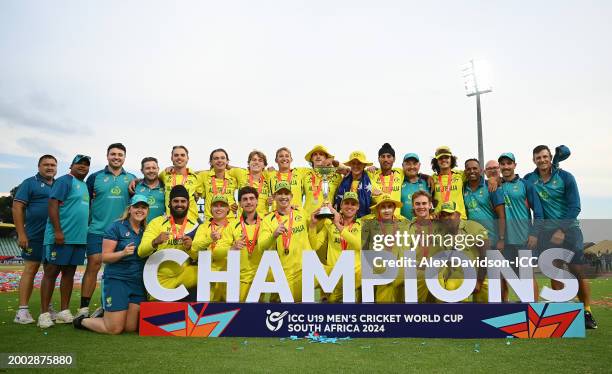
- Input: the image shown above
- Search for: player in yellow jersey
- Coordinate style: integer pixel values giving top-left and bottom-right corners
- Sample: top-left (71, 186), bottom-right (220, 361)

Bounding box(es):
top-left (334, 150), bottom-right (375, 218)
top-left (437, 201), bottom-right (489, 303)
top-left (267, 147), bottom-right (308, 209)
top-left (138, 185), bottom-right (199, 294)
top-left (361, 194), bottom-right (409, 303)
top-left (367, 143), bottom-right (404, 218)
top-left (215, 186), bottom-right (264, 302)
top-left (308, 192), bottom-right (362, 303)
top-left (227, 150), bottom-right (272, 217)
top-left (302, 145), bottom-right (344, 216)
top-left (157, 145), bottom-right (203, 223)
top-left (407, 191), bottom-right (442, 302)
top-left (198, 149), bottom-right (240, 221)
top-left (258, 181), bottom-right (313, 302)
top-left (191, 194), bottom-right (235, 301)
top-left (431, 146), bottom-right (467, 219)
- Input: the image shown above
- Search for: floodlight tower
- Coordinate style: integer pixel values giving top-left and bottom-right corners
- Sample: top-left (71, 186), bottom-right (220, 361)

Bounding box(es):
top-left (462, 59), bottom-right (492, 166)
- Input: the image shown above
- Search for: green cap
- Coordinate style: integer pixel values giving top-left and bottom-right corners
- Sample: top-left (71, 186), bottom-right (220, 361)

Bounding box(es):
top-left (341, 191), bottom-right (359, 203)
top-left (274, 181), bottom-right (292, 194)
top-left (440, 201), bottom-right (457, 213)
top-left (498, 152), bottom-right (516, 162)
top-left (71, 154), bottom-right (91, 165)
top-left (403, 152), bottom-right (420, 162)
top-left (435, 146), bottom-right (452, 159)
top-left (130, 194), bottom-right (150, 206)
top-left (211, 194), bottom-right (229, 206)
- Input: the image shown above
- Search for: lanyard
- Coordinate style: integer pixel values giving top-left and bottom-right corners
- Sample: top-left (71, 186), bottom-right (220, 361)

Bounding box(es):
top-left (277, 170), bottom-right (292, 185)
top-left (438, 172), bottom-right (453, 203)
top-left (249, 173), bottom-right (264, 194)
top-left (212, 175), bottom-right (228, 195)
top-left (172, 169), bottom-right (189, 187)
top-left (379, 173), bottom-right (394, 194)
top-left (169, 216), bottom-right (188, 240)
top-left (240, 215), bottom-right (261, 255)
top-left (275, 209), bottom-right (294, 255)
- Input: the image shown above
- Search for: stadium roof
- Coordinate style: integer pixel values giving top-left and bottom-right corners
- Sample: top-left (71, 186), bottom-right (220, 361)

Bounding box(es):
top-left (585, 240), bottom-right (612, 255)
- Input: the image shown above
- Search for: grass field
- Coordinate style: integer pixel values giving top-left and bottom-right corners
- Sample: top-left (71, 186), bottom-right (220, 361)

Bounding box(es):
top-left (0, 276), bottom-right (610, 373)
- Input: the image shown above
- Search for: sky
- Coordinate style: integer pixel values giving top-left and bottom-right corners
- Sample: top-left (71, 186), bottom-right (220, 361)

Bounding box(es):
top-left (1, 1), bottom-right (611, 217)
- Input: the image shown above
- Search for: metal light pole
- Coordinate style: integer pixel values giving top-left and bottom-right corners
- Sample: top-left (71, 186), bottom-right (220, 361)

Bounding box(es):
top-left (462, 60), bottom-right (492, 166)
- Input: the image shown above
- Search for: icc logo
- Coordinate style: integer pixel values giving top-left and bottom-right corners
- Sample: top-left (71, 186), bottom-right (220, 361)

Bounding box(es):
top-left (265, 309), bottom-right (288, 331)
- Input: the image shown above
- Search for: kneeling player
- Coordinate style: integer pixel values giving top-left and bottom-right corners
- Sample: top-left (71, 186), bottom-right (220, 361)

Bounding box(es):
top-left (74, 195), bottom-right (149, 334)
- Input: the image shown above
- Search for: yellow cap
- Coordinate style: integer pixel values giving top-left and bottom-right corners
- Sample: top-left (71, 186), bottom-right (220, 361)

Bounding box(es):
top-left (435, 146), bottom-right (453, 159)
top-left (305, 145), bottom-right (334, 163)
top-left (344, 150), bottom-right (373, 166)
top-left (371, 194), bottom-right (402, 210)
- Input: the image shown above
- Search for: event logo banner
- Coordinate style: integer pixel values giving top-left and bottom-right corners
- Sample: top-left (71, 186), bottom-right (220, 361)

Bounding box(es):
top-left (140, 302), bottom-right (585, 339)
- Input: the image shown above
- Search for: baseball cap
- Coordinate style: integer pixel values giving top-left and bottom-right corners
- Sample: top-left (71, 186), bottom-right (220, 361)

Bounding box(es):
top-left (498, 152), bottom-right (516, 162)
top-left (440, 201), bottom-right (457, 213)
top-left (211, 194), bottom-right (229, 206)
top-left (435, 146), bottom-right (453, 159)
top-left (71, 154), bottom-right (91, 165)
top-left (274, 181), bottom-right (292, 194)
top-left (130, 194), bottom-right (150, 206)
top-left (344, 150), bottom-right (373, 166)
top-left (403, 153), bottom-right (420, 162)
top-left (341, 191), bottom-right (359, 204)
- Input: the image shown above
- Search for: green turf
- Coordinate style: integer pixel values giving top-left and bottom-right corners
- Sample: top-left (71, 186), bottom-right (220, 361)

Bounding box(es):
top-left (0, 278), bottom-right (610, 373)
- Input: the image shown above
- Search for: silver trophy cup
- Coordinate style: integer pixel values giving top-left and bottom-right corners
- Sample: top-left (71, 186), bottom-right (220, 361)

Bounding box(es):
top-left (315, 167), bottom-right (336, 219)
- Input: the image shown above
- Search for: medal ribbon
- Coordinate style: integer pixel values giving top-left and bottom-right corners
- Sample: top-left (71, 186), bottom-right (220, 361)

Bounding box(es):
top-left (438, 172), bottom-right (453, 203)
top-left (377, 215), bottom-right (398, 252)
top-left (249, 173), bottom-right (264, 194)
top-left (171, 169), bottom-right (189, 187)
top-left (212, 175), bottom-right (228, 195)
top-left (276, 170), bottom-right (292, 185)
top-left (379, 173), bottom-right (393, 194)
top-left (240, 215), bottom-right (261, 254)
top-left (169, 216), bottom-right (188, 241)
top-left (311, 174), bottom-right (322, 200)
top-left (416, 220), bottom-right (433, 257)
top-left (275, 209), bottom-right (294, 253)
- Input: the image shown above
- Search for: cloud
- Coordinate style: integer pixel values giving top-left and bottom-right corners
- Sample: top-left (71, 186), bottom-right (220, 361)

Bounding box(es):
top-left (0, 95), bottom-right (91, 135)
top-left (0, 162), bottom-right (20, 169)
top-left (15, 137), bottom-right (66, 158)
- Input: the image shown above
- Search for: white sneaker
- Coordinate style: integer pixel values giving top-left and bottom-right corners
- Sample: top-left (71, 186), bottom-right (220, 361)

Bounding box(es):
top-left (37, 312), bottom-right (54, 328)
top-left (14, 309), bottom-right (35, 324)
top-left (75, 307), bottom-right (89, 319)
top-left (54, 309), bottom-right (74, 324)
top-left (49, 304), bottom-right (58, 321)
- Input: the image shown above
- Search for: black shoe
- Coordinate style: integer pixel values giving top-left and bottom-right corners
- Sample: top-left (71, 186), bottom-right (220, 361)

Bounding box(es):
top-left (73, 315), bottom-right (88, 330)
top-left (585, 311), bottom-right (598, 329)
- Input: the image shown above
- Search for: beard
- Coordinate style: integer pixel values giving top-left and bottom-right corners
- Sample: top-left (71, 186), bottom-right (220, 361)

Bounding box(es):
top-left (171, 206), bottom-right (188, 219)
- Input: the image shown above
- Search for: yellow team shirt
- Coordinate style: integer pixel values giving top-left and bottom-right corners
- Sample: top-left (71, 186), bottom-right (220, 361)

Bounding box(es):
top-left (308, 219), bottom-right (362, 277)
top-left (368, 168), bottom-right (404, 203)
top-left (215, 216), bottom-right (265, 284)
top-left (267, 167), bottom-right (308, 209)
top-left (432, 170), bottom-right (467, 219)
top-left (302, 169), bottom-right (343, 216)
top-left (229, 168), bottom-right (272, 217)
top-left (159, 168), bottom-right (203, 223)
top-left (258, 208), bottom-right (312, 281)
top-left (138, 215), bottom-right (199, 290)
top-left (191, 218), bottom-right (236, 271)
top-left (198, 170), bottom-right (240, 220)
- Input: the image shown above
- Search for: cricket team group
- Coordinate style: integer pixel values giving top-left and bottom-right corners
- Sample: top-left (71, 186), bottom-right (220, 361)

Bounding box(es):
top-left (11, 141), bottom-right (598, 334)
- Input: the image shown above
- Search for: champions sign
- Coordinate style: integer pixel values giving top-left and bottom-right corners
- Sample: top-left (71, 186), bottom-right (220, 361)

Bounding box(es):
top-left (139, 247), bottom-right (585, 338)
